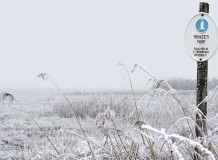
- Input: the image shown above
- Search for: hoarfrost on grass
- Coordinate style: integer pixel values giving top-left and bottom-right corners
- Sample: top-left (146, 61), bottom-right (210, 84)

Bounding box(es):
top-left (1, 86), bottom-right (218, 159)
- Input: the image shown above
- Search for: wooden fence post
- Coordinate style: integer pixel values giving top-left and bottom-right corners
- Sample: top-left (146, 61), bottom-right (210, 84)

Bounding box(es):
top-left (195, 2), bottom-right (209, 138)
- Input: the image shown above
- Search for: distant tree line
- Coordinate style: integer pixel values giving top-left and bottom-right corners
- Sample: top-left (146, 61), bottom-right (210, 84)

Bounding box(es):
top-left (166, 78), bottom-right (218, 90)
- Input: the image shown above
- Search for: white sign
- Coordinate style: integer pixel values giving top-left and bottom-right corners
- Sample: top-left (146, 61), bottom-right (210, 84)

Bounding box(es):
top-left (185, 13), bottom-right (218, 61)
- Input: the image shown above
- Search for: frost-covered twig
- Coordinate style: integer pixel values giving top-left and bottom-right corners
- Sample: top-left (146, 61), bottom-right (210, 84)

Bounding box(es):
top-left (175, 117), bottom-right (198, 127)
top-left (131, 63), bottom-right (158, 84)
top-left (198, 84), bottom-right (218, 107)
top-left (133, 128), bottom-right (154, 142)
top-left (118, 64), bottom-right (140, 122)
top-left (65, 129), bottom-right (109, 153)
top-left (172, 143), bottom-right (184, 160)
top-left (135, 127), bottom-right (185, 160)
top-left (141, 125), bottom-right (215, 160)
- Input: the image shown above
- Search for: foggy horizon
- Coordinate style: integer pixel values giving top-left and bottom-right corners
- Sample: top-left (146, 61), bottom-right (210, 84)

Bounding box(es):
top-left (0, 0), bottom-right (218, 90)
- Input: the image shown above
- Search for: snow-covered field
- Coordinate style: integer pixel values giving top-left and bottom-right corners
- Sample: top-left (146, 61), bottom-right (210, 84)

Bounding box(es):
top-left (1, 88), bottom-right (218, 159)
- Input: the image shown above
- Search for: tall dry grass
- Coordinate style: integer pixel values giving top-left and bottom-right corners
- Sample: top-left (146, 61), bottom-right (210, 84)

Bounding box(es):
top-left (33, 64), bottom-right (218, 159)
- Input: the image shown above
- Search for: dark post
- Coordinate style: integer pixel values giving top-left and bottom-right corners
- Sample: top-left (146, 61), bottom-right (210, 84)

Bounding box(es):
top-left (195, 2), bottom-right (209, 137)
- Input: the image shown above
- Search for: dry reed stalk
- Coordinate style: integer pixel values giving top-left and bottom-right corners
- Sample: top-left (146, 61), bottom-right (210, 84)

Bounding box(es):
top-left (38, 73), bottom-right (96, 160)
top-left (119, 63), bottom-right (157, 160)
top-left (31, 117), bottom-right (60, 156)
top-left (131, 63), bottom-right (205, 138)
top-left (0, 92), bottom-right (16, 103)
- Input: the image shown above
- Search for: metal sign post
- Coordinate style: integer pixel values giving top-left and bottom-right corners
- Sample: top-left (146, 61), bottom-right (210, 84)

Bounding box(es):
top-left (185, 2), bottom-right (218, 137)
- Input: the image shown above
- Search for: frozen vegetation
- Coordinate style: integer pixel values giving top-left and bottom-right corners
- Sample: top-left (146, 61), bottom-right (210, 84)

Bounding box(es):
top-left (1, 69), bottom-right (218, 159)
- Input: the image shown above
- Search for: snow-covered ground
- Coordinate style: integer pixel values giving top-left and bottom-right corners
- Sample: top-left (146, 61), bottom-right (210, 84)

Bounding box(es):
top-left (0, 89), bottom-right (218, 159)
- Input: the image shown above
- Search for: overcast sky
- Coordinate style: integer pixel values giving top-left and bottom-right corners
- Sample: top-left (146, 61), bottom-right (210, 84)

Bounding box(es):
top-left (0, 0), bottom-right (217, 90)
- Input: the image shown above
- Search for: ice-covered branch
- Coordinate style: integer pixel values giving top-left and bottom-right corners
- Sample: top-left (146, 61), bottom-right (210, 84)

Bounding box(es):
top-left (141, 125), bottom-right (215, 160)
